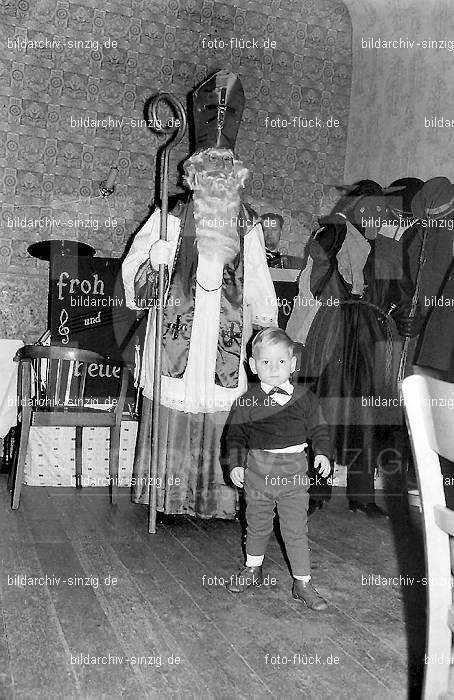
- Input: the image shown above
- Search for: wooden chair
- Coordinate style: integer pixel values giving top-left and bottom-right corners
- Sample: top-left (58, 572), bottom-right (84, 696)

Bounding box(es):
top-left (402, 373), bottom-right (454, 699)
top-left (10, 345), bottom-right (129, 509)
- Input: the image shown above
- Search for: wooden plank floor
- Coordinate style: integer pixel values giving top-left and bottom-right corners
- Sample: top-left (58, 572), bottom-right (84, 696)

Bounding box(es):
top-left (0, 477), bottom-right (426, 699)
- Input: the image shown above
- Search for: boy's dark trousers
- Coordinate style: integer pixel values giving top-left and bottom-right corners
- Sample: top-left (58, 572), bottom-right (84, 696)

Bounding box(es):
top-left (244, 450), bottom-right (311, 576)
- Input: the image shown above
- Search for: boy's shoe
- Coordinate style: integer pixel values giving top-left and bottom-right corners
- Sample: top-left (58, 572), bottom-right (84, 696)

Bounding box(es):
top-left (226, 565), bottom-right (263, 593)
top-left (292, 579), bottom-right (328, 610)
top-left (348, 500), bottom-right (389, 519)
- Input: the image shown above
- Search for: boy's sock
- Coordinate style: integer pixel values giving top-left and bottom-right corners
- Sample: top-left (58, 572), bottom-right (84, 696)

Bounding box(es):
top-left (245, 554), bottom-right (264, 567)
top-left (294, 575), bottom-right (311, 582)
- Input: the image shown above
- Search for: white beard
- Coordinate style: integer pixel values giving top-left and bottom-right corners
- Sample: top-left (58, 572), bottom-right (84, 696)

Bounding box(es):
top-left (192, 174), bottom-right (243, 265)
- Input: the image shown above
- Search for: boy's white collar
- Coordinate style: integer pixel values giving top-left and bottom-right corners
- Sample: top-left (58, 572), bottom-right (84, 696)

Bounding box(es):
top-left (261, 380), bottom-right (294, 394)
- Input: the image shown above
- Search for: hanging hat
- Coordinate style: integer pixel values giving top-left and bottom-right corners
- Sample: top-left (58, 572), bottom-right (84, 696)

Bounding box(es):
top-left (385, 177), bottom-right (424, 217)
top-left (336, 179), bottom-right (383, 198)
top-left (411, 177), bottom-right (454, 220)
top-left (191, 70), bottom-right (244, 152)
top-left (336, 179), bottom-right (406, 198)
top-left (332, 180), bottom-right (384, 219)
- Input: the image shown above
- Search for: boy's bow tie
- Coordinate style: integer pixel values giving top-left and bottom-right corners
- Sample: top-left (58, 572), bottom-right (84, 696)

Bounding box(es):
top-left (269, 386), bottom-right (290, 396)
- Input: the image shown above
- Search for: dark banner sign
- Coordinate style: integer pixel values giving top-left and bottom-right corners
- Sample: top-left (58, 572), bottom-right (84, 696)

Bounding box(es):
top-left (50, 256), bottom-right (139, 402)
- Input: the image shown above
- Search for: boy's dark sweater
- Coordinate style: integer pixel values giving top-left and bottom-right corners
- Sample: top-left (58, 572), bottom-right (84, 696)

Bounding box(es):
top-left (225, 384), bottom-right (332, 470)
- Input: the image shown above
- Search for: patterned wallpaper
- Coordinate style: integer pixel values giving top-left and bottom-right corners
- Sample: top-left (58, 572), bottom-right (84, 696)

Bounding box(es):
top-left (0, 0), bottom-right (352, 342)
top-left (344, 0), bottom-right (454, 185)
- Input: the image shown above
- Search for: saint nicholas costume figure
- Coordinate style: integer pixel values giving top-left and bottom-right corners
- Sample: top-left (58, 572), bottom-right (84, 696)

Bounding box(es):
top-left (122, 70), bottom-right (277, 518)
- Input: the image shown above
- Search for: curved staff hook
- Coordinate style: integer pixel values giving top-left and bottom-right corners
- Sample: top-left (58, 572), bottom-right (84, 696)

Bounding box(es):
top-left (147, 93), bottom-right (187, 534)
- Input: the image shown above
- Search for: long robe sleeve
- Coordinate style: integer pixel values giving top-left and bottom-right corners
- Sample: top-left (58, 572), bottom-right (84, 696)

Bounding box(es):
top-left (244, 224), bottom-right (278, 328)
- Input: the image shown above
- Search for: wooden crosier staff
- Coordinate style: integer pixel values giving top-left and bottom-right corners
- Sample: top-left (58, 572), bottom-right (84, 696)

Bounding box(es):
top-left (147, 93), bottom-right (187, 534)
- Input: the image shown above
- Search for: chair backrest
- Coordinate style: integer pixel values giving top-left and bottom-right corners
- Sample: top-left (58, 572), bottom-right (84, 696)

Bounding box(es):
top-left (16, 345), bottom-right (129, 414)
top-left (402, 373), bottom-right (454, 699)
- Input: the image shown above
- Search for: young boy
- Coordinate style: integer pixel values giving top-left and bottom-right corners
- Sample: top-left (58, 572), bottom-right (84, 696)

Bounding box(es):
top-left (225, 327), bottom-right (331, 610)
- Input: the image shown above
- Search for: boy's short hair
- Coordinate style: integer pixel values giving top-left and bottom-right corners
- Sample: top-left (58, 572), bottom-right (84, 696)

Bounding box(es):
top-left (252, 327), bottom-right (294, 358)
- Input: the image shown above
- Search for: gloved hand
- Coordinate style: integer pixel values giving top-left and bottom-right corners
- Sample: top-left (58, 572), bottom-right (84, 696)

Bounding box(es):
top-left (149, 240), bottom-right (172, 269)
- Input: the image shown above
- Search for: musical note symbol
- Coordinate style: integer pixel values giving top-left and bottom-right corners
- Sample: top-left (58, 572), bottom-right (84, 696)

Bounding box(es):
top-left (58, 308), bottom-right (70, 344)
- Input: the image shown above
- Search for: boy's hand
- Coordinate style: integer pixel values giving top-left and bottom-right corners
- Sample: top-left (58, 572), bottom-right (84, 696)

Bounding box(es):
top-left (230, 467), bottom-right (245, 488)
top-left (314, 455), bottom-right (331, 478)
